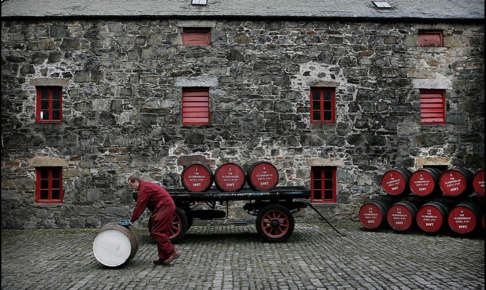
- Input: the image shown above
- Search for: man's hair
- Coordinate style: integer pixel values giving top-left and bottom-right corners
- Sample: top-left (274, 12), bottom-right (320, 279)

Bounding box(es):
top-left (128, 175), bottom-right (142, 183)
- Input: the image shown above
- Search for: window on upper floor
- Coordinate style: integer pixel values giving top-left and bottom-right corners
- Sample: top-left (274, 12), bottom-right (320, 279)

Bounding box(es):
top-left (36, 167), bottom-right (63, 203)
top-left (182, 28), bottom-right (211, 46)
top-left (420, 89), bottom-right (445, 124)
top-left (418, 30), bottom-right (443, 47)
top-left (36, 86), bottom-right (62, 123)
top-left (311, 166), bottom-right (336, 203)
top-left (310, 87), bottom-right (335, 124)
top-left (182, 88), bottom-right (210, 125)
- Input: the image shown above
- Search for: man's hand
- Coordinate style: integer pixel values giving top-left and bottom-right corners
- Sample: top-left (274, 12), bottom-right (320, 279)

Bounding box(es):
top-left (119, 219), bottom-right (131, 227)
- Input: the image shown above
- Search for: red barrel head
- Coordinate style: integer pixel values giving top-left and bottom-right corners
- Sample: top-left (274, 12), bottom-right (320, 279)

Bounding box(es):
top-left (215, 163), bottom-right (246, 192)
top-left (248, 162), bottom-right (279, 191)
top-left (410, 170), bottom-right (437, 196)
top-left (440, 170), bottom-right (468, 197)
top-left (182, 164), bottom-right (213, 192)
top-left (387, 204), bottom-right (414, 231)
top-left (359, 203), bottom-right (384, 230)
top-left (382, 170), bottom-right (407, 196)
top-left (473, 170), bottom-right (484, 196)
top-left (448, 206), bottom-right (477, 234)
top-left (416, 205), bottom-right (444, 233)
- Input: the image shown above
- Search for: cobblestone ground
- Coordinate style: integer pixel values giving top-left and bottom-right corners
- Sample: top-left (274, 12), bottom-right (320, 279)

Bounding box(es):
top-left (1, 222), bottom-right (484, 290)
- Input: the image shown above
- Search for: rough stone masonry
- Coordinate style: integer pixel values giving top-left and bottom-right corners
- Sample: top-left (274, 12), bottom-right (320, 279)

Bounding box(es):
top-left (1, 18), bottom-right (484, 228)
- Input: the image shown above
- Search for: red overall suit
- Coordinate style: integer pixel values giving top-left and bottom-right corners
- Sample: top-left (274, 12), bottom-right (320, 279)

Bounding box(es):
top-left (130, 181), bottom-right (176, 258)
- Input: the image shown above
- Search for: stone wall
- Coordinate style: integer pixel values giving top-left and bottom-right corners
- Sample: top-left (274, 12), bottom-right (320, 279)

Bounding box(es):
top-left (1, 19), bottom-right (484, 228)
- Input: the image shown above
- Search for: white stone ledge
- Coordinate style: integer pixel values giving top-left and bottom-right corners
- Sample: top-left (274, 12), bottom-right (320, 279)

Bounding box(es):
top-left (30, 78), bottom-right (70, 87)
top-left (175, 76), bottom-right (219, 87)
top-left (412, 78), bottom-right (451, 89)
top-left (30, 156), bottom-right (68, 167)
top-left (307, 158), bottom-right (344, 167)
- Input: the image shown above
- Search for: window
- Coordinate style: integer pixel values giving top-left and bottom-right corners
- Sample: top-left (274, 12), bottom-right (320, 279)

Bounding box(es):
top-left (311, 167), bottom-right (336, 203)
top-left (420, 90), bottom-right (445, 124)
top-left (36, 167), bottom-right (63, 203)
top-left (418, 30), bottom-right (443, 47)
top-left (36, 86), bottom-right (62, 123)
top-left (182, 88), bottom-right (210, 125)
top-left (182, 28), bottom-right (211, 46)
top-left (310, 88), bottom-right (335, 123)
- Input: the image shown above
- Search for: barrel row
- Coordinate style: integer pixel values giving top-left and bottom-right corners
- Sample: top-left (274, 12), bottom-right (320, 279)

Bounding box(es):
top-left (359, 196), bottom-right (485, 235)
top-left (181, 161), bottom-right (279, 192)
top-left (382, 168), bottom-right (484, 198)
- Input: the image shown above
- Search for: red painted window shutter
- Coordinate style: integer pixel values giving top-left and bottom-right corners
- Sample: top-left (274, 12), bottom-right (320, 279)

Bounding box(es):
top-left (420, 90), bottom-right (445, 124)
top-left (310, 87), bottom-right (335, 124)
top-left (311, 167), bottom-right (336, 203)
top-left (36, 167), bottom-right (63, 203)
top-left (182, 88), bottom-right (210, 125)
top-left (36, 87), bottom-right (62, 123)
top-left (183, 28), bottom-right (211, 46)
top-left (418, 30), bottom-right (443, 47)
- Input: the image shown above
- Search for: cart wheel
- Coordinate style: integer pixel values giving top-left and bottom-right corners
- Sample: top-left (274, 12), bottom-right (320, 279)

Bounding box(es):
top-left (256, 204), bottom-right (295, 242)
top-left (147, 207), bottom-right (188, 243)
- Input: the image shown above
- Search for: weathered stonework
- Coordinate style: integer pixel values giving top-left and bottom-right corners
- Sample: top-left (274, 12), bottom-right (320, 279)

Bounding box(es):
top-left (1, 18), bottom-right (484, 229)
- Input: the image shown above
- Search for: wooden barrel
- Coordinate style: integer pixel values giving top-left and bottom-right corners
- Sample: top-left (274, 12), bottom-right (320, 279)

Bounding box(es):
top-left (246, 161), bottom-right (279, 191)
top-left (472, 170), bottom-right (484, 197)
top-left (439, 167), bottom-right (473, 198)
top-left (181, 162), bottom-right (213, 192)
top-left (386, 200), bottom-right (422, 232)
top-left (409, 168), bottom-right (442, 197)
top-left (92, 223), bottom-right (139, 267)
top-left (447, 199), bottom-right (483, 235)
top-left (214, 162), bottom-right (246, 192)
top-left (416, 200), bottom-right (452, 233)
top-left (359, 195), bottom-right (394, 229)
top-left (381, 168), bottom-right (411, 196)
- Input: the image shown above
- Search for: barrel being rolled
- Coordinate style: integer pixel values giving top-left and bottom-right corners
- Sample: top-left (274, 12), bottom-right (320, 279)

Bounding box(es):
top-left (447, 199), bottom-right (484, 235)
top-left (387, 200), bottom-right (422, 232)
top-left (416, 200), bottom-right (452, 233)
top-left (214, 163), bottom-right (246, 192)
top-left (440, 167), bottom-right (473, 198)
top-left (409, 168), bottom-right (442, 197)
top-left (246, 161), bottom-right (279, 191)
top-left (381, 168), bottom-right (411, 196)
top-left (181, 162), bottom-right (213, 192)
top-left (472, 170), bottom-right (484, 197)
top-left (93, 223), bottom-right (139, 267)
top-left (359, 196), bottom-right (394, 230)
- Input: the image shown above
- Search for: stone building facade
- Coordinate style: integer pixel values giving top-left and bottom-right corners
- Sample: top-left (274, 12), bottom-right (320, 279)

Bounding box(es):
top-left (1, 0), bottom-right (484, 228)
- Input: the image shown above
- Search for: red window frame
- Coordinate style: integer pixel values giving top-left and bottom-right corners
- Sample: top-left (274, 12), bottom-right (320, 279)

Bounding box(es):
top-left (36, 167), bottom-right (63, 203)
top-left (420, 89), bottom-right (445, 124)
top-left (182, 88), bottom-right (210, 125)
top-left (36, 86), bottom-right (62, 123)
top-left (182, 28), bottom-right (211, 46)
top-left (310, 88), bottom-right (335, 124)
top-left (311, 167), bottom-right (336, 203)
top-left (418, 30), bottom-right (443, 47)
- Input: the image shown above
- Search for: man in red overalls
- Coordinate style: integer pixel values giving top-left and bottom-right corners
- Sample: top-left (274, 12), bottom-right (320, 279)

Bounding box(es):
top-left (125, 175), bottom-right (180, 265)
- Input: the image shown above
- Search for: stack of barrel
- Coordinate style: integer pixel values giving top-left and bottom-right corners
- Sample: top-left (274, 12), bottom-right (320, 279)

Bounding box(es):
top-left (359, 167), bottom-right (485, 236)
top-left (180, 161), bottom-right (280, 192)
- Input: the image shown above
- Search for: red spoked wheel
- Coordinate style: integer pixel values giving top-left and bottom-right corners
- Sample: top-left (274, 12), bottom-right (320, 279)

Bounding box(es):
top-left (256, 204), bottom-right (295, 242)
top-left (148, 207), bottom-right (188, 243)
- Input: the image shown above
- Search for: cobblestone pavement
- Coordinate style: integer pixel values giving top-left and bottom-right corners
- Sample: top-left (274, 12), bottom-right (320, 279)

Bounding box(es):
top-left (1, 222), bottom-right (484, 290)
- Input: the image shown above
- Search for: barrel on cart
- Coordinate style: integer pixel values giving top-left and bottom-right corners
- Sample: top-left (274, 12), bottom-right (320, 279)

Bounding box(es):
top-left (246, 161), bottom-right (279, 191)
top-left (214, 163), bottom-right (246, 192)
top-left (92, 223), bottom-right (139, 267)
top-left (181, 162), bottom-right (214, 192)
